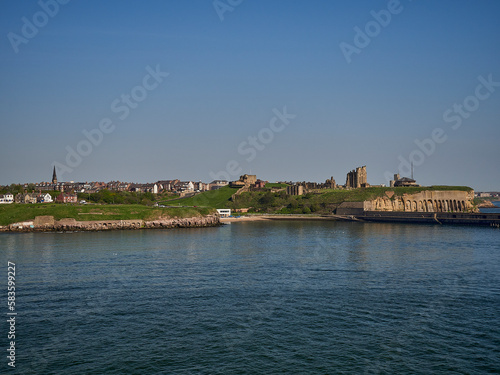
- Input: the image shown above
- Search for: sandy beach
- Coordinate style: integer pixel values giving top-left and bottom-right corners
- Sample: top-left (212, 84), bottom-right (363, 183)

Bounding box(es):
top-left (220, 214), bottom-right (341, 223)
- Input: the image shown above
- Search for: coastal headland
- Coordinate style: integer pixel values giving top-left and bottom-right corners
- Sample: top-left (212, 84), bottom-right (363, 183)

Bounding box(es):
top-left (2, 184), bottom-right (498, 232)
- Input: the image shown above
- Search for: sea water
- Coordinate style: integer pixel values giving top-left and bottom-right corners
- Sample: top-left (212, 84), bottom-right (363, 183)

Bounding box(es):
top-left (1, 221), bottom-right (499, 374)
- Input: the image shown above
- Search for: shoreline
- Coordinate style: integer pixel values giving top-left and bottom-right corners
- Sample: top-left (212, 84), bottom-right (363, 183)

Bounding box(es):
top-left (221, 214), bottom-right (342, 223)
top-left (0, 214), bottom-right (220, 233)
top-left (221, 212), bottom-right (500, 227)
top-left (3, 210), bottom-right (499, 232)
top-left (477, 200), bottom-right (500, 208)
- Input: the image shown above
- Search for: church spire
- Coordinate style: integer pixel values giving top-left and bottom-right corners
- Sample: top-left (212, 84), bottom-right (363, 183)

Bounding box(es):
top-left (52, 166), bottom-right (57, 184)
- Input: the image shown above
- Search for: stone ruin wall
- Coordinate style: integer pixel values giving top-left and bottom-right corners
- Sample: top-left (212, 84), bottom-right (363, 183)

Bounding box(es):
top-left (365, 190), bottom-right (476, 213)
top-left (346, 166), bottom-right (367, 189)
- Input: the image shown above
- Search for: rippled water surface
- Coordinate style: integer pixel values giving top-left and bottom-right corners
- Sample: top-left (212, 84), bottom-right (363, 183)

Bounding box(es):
top-left (1, 221), bottom-right (499, 374)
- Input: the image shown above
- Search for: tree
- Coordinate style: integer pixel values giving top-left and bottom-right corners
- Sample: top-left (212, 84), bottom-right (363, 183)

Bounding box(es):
top-left (259, 192), bottom-right (274, 206)
top-left (9, 184), bottom-right (23, 195)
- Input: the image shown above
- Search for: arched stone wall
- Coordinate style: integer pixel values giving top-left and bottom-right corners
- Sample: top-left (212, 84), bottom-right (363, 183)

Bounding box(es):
top-left (368, 190), bottom-right (474, 213)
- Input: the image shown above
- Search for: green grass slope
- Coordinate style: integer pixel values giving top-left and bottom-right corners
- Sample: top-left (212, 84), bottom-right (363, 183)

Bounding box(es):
top-left (0, 204), bottom-right (214, 226)
top-left (229, 185), bottom-right (474, 214)
top-left (160, 186), bottom-right (240, 208)
top-left (151, 185), bottom-right (474, 215)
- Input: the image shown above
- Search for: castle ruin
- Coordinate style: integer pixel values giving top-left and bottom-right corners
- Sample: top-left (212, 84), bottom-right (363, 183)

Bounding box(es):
top-left (346, 166), bottom-right (367, 188)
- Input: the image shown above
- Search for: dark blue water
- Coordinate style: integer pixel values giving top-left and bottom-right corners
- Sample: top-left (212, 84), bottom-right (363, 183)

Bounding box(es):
top-left (1, 221), bottom-right (499, 374)
top-left (480, 200), bottom-right (500, 214)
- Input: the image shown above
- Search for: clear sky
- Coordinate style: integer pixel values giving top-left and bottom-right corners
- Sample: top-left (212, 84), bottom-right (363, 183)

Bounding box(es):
top-left (1, 0), bottom-right (499, 190)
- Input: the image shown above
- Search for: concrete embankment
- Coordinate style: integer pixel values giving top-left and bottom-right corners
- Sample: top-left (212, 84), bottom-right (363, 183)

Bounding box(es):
top-left (0, 214), bottom-right (220, 233)
top-left (359, 211), bottom-right (500, 227)
top-left (220, 214), bottom-right (341, 223)
top-left (221, 212), bottom-right (500, 227)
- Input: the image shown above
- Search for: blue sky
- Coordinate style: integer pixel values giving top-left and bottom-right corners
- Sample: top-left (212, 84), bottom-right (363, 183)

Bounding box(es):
top-left (0, 0), bottom-right (499, 190)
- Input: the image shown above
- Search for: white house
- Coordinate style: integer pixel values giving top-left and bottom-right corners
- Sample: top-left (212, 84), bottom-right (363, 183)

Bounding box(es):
top-left (0, 194), bottom-right (14, 204)
top-left (216, 209), bottom-right (231, 218)
top-left (175, 181), bottom-right (194, 192)
top-left (39, 193), bottom-right (53, 203)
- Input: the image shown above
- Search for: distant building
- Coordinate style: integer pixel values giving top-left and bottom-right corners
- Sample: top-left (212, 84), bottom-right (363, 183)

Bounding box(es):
top-left (393, 177), bottom-right (419, 187)
top-left (55, 193), bottom-right (77, 203)
top-left (142, 183), bottom-right (158, 194)
top-left (52, 166), bottom-right (57, 184)
top-left (107, 181), bottom-right (130, 192)
top-left (294, 177), bottom-right (336, 191)
top-left (478, 192), bottom-right (492, 198)
top-left (287, 185), bottom-right (304, 196)
top-left (129, 183), bottom-right (158, 193)
top-left (325, 177), bottom-right (336, 189)
top-left (234, 208), bottom-right (250, 213)
top-left (129, 184), bottom-right (142, 192)
top-left (17, 193), bottom-right (38, 204)
top-left (230, 174), bottom-right (257, 188)
top-left (37, 193), bottom-right (53, 203)
top-left (157, 180), bottom-right (180, 192)
top-left (216, 209), bottom-right (231, 218)
top-left (193, 181), bottom-right (208, 192)
top-left (174, 181), bottom-right (194, 192)
top-left (346, 166), bottom-right (367, 188)
top-left (254, 179), bottom-right (268, 189)
top-left (0, 194), bottom-right (13, 204)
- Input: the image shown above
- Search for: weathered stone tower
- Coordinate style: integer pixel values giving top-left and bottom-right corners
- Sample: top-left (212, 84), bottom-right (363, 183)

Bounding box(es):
top-left (346, 166), bottom-right (367, 188)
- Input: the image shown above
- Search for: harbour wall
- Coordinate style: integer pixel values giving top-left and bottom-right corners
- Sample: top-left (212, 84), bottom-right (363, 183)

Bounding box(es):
top-left (365, 190), bottom-right (475, 213)
top-left (360, 211), bottom-right (500, 227)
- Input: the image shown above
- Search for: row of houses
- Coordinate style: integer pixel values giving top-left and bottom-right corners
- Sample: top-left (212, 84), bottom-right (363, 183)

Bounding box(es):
top-left (12, 193), bottom-right (77, 204)
top-left (475, 192), bottom-right (500, 198)
top-left (23, 179), bottom-right (231, 194)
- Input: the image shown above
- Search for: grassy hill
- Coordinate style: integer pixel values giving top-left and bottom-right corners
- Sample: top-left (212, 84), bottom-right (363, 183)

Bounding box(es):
top-left (159, 185), bottom-right (473, 215)
top-left (159, 186), bottom-right (240, 208)
top-left (0, 203), bottom-right (214, 226)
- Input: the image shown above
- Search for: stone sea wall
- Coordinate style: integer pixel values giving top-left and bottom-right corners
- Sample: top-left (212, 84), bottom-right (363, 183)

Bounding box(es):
top-left (365, 190), bottom-right (476, 213)
top-left (0, 214), bottom-right (220, 233)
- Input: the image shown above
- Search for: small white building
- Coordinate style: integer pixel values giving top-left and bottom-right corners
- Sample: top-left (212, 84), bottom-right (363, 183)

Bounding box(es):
top-left (40, 193), bottom-right (53, 203)
top-left (0, 194), bottom-right (14, 204)
top-left (216, 209), bottom-right (231, 218)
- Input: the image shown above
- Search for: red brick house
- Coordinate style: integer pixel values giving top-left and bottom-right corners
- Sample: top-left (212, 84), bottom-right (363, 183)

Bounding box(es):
top-left (55, 193), bottom-right (77, 203)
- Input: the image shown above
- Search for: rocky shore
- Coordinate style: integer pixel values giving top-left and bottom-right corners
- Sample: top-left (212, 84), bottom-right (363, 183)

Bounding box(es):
top-left (0, 214), bottom-right (220, 233)
top-left (477, 200), bottom-right (499, 208)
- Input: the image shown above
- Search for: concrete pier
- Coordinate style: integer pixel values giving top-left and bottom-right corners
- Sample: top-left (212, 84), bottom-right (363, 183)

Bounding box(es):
top-left (358, 211), bottom-right (500, 227)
